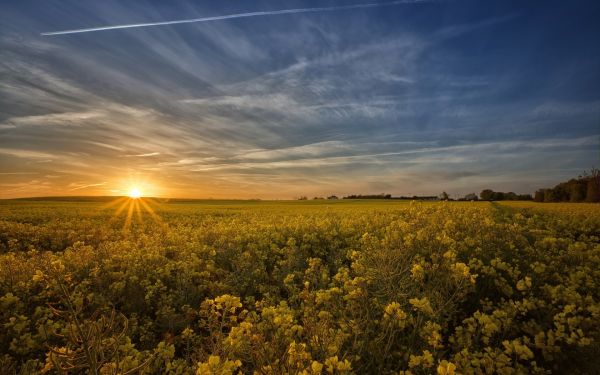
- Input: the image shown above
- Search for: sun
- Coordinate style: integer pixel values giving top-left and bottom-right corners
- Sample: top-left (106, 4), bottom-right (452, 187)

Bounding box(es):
top-left (128, 187), bottom-right (142, 199)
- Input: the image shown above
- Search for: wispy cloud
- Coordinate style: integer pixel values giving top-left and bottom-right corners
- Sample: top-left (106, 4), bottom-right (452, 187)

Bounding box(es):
top-left (41, 0), bottom-right (432, 36)
top-left (68, 182), bottom-right (107, 191)
top-left (0, 1), bottom-right (598, 198)
top-left (123, 152), bottom-right (161, 157)
top-left (0, 172), bottom-right (39, 175)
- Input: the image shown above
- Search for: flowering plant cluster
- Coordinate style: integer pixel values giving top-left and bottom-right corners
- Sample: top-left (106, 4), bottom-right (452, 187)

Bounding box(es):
top-left (0, 200), bottom-right (599, 373)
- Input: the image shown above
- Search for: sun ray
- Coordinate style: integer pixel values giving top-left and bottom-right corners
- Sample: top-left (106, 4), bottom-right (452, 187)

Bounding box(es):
top-left (122, 199), bottom-right (135, 234)
top-left (111, 198), bottom-right (131, 220)
top-left (134, 198), bottom-right (142, 223)
top-left (139, 197), bottom-right (164, 226)
top-left (103, 196), bottom-right (129, 210)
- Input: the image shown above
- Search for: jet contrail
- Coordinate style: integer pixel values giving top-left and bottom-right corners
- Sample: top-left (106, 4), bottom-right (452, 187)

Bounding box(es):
top-left (41, 0), bottom-right (431, 36)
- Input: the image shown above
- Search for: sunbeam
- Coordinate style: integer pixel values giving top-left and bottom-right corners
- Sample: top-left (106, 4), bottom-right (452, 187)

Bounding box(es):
top-left (105, 196), bottom-right (165, 235)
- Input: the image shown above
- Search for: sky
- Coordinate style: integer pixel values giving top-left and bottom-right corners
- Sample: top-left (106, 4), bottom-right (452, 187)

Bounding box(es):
top-left (0, 0), bottom-right (599, 199)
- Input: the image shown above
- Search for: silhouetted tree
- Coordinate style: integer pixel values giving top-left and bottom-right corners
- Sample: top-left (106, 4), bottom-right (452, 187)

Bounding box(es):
top-left (492, 191), bottom-right (505, 201)
top-left (480, 189), bottom-right (494, 201)
top-left (440, 192), bottom-right (449, 200)
top-left (586, 169), bottom-right (600, 202)
top-left (568, 180), bottom-right (587, 202)
top-left (481, 189), bottom-right (532, 201)
top-left (533, 169), bottom-right (599, 203)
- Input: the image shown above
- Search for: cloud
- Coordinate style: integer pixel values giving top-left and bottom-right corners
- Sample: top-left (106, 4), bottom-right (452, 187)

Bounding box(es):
top-left (123, 152), bottom-right (161, 157)
top-left (41, 0), bottom-right (433, 36)
top-left (0, 1), bottom-right (598, 198)
top-left (0, 172), bottom-right (39, 175)
top-left (1, 111), bottom-right (104, 127)
top-left (68, 182), bottom-right (107, 191)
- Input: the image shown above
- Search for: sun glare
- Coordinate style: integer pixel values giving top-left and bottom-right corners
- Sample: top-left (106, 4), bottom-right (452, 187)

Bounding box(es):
top-left (129, 187), bottom-right (142, 199)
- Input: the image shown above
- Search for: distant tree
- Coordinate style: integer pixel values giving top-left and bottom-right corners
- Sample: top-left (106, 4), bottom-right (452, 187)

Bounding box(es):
top-left (327, 195), bottom-right (339, 200)
top-left (297, 196), bottom-right (308, 200)
top-left (568, 180), bottom-right (587, 202)
top-left (464, 193), bottom-right (478, 201)
top-left (586, 169), bottom-right (600, 202)
top-left (343, 193), bottom-right (392, 199)
top-left (534, 189), bottom-right (546, 202)
top-left (491, 191), bottom-right (505, 201)
top-left (480, 189), bottom-right (494, 201)
top-left (587, 181), bottom-right (599, 202)
top-left (440, 192), bottom-right (449, 201)
top-left (479, 189), bottom-right (531, 201)
top-left (544, 189), bottom-right (557, 202)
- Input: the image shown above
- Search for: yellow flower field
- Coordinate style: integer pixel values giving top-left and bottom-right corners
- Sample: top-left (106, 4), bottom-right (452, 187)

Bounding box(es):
top-left (0, 199), bottom-right (599, 374)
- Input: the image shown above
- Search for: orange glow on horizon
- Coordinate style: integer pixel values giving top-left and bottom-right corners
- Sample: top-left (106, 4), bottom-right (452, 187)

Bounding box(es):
top-left (128, 187), bottom-right (142, 199)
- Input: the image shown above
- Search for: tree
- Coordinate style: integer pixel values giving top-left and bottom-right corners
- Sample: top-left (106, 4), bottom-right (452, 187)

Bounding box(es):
top-left (568, 180), bottom-right (587, 202)
top-left (492, 191), bottom-right (505, 201)
top-left (440, 192), bottom-right (449, 200)
top-left (464, 193), bottom-right (478, 201)
top-left (586, 171), bottom-right (600, 202)
top-left (585, 179), bottom-right (600, 202)
top-left (480, 189), bottom-right (494, 201)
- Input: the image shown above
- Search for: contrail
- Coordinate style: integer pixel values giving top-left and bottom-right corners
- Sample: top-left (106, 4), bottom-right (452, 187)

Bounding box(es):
top-left (41, 0), bottom-right (431, 36)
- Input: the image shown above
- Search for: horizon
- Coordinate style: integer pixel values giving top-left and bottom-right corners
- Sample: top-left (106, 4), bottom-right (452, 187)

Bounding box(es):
top-left (1, 0), bottom-right (599, 199)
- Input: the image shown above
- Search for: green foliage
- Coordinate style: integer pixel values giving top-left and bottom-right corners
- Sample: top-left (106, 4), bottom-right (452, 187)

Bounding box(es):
top-left (0, 200), bottom-right (599, 373)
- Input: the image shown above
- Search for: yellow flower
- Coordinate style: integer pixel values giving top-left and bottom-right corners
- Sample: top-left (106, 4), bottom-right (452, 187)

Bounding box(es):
top-left (325, 356), bottom-right (352, 373)
top-left (437, 360), bottom-right (456, 375)
top-left (411, 264), bottom-right (425, 281)
top-left (422, 321), bottom-right (443, 348)
top-left (383, 302), bottom-right (408, 328)
top-left (450, 262), bottom-right (476, 284)
top-left (408, 350), bottom-right (434, 369)
top-left (32, 270), bottom-right (45, 282)
top-left (516, 277), bottom-right (532, 291)
top-left (409, 297), bottom-right (434, 316)
top-left (311, 361), bottom-right (324, 374)
top-left (502, 339), bottom-right (534, 360)
top-left (196, 355), bottom-right (241, 375)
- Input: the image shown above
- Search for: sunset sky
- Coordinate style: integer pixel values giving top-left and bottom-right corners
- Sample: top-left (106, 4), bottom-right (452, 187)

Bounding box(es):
top-left (1, 0), bottom-right (599, 199)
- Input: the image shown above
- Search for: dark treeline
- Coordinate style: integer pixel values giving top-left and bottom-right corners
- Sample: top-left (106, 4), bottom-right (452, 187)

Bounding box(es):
top-left (343, 193), bottom-right (392, 199)
top-left (395, 195), bottom-right (439, 201)
top-left (479, 190), bottom-right (533, 201)
top-left (534, 169), bottom-right (600, 203)
top-left (341, 194), bottom-right (438, 200)
top-left (305, 170), bottom-right (600, 203)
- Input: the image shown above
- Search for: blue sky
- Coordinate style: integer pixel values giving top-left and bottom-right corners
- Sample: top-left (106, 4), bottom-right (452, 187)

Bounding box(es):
top-left (0, 0), bottom-right (599, 198)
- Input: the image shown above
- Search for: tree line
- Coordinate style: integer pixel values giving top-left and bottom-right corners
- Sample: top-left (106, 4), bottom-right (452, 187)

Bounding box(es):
top-left (479, 190), bottom-right (533, 201)
top-left (298, 169), bottom-right (600, 203)
top-left (533, 169), bottom-right (599, 202)
top-left (478, 169), bottom-right (600, 202)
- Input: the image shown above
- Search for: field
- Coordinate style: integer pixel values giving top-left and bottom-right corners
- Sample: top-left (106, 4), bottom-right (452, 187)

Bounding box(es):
top-left (1, 199), bottom-right (599, 374)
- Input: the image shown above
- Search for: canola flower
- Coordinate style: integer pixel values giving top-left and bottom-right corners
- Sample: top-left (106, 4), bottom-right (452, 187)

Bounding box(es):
top-left (0, 200), bottom-right (599, 373)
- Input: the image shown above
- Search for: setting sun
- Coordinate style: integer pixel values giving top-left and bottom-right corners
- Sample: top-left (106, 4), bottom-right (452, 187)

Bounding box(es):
top-left (129, 187), bottom-right (142, 199)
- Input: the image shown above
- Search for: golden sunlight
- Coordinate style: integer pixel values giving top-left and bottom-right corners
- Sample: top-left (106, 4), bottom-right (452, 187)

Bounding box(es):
top-left (128, 187), bottom-right (142, 199)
